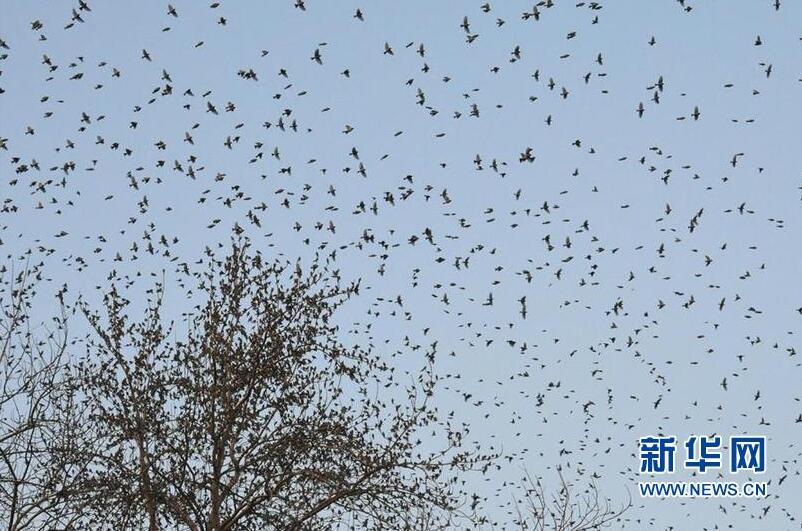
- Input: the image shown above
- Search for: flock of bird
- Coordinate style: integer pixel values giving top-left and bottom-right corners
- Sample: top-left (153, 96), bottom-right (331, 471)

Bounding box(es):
top-left (1, 1), bottom-right (801, 529)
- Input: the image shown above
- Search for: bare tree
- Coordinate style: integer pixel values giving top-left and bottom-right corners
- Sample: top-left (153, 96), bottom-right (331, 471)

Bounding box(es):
top-left (66, 242), bottom-right (490, 530)
top-left (512, 469), bottom-right (631, 531)
top-left (0, 263), bottom-right (85, 530)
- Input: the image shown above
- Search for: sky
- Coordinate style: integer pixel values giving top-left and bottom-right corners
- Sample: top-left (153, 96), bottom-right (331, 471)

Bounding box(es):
top-left (1, 1), bottom-right (802, 529)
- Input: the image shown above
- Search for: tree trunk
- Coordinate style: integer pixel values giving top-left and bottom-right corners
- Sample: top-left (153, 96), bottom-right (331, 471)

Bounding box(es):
top-left (137, 436), bottom-right (158, 531)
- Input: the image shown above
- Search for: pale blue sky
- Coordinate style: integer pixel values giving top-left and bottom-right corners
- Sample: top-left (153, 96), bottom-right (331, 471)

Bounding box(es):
top-left (2, 1), bottom-right (801, 528)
